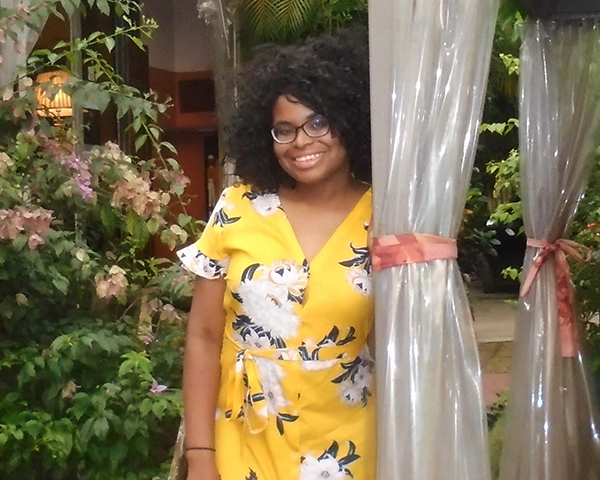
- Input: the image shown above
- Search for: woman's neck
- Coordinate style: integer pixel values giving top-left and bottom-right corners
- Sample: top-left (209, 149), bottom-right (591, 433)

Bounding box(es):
top-left (280, 176), bottom-right (366, 205)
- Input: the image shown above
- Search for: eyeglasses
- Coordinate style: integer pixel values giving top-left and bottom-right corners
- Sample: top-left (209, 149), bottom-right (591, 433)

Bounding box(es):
top-left (270, 115), bottom-right (330, 144)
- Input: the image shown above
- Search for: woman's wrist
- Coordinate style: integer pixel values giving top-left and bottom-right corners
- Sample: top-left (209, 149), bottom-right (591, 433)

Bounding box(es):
top-left (186, 446), bottom-right (216, 452)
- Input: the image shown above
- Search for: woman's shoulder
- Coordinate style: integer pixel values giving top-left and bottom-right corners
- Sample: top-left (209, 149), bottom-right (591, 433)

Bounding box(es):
top-left (218, 183), bottom-right (282, 218)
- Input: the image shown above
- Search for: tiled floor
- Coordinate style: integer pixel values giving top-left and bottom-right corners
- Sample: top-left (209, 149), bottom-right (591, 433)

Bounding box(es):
top-left (470, 290), bottom-right (518, 405)
top-left (479, 342), bottom-right (512, 405)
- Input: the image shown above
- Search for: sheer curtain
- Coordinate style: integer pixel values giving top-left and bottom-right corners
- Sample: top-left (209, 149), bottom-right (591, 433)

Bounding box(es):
top-left (0, 0), bottom-right (46, 88)
top-left (368, 1), bottom-right (498, 479)
top-left (499, 20), bottom-right (600, 480)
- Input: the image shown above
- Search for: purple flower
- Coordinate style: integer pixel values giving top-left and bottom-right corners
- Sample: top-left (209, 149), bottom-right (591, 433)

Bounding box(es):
top-left (60, 153), bottom-right (95, 202)
top-left (150, 379), bottom-right (167, 394)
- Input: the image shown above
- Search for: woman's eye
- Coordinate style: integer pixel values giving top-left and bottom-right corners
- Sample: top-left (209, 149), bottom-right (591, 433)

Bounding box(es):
top-left (311, 116), bottom-right (327, 129)
top-left (275, 127), bottom-right (294, 136)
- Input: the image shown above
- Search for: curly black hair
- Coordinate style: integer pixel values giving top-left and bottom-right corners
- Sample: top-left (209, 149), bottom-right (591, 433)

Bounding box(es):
top-left (227, 28), bottom-right (371, 193)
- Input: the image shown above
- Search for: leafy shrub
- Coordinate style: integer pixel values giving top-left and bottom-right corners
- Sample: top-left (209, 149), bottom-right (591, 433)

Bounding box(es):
top-left (0, 1), bottom-right (199, 478)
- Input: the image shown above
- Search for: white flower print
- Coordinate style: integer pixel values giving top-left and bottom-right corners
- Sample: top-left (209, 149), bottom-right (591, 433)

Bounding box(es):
top-left (300, 338), bottom-right (339, 371)
top-left (300, 455), bottom-right (346, 480)
top-left (301, 441), bottom-right (361, 480)
top-left (237, 278), bottom-right (300, 340)
top-left (353, 362), bottom-right (372, 389)
top-left (238, 328), bottom-right (272, 351)
top-left (339, 382), bottom-right (363, 406)
top-left (302, 358), bottom-right (339, 372)
top-left (250, 193), bottom-right (281, 216)
top-left (254, 357), bottom-right (289, 415)
top-left (339, 364), bottom-right (372, 406)
top-left (346, 266), bottom-right (371, 296)
top-left (267, 260), bottom-right (309, 301)
top-left (299, 327), bottom-right (357, 371)
top-left (234, 260), bottom-right (309, 342)
top-left (332, 347), bottom-right (374, 408)
top-left (339, 243), bottom-right (372, 296)
top-left (177, 244), bottom-right (229, 279)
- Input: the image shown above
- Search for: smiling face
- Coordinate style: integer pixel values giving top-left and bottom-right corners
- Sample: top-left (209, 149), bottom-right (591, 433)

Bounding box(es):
top-left (272, 95), bottom-right (351, 189)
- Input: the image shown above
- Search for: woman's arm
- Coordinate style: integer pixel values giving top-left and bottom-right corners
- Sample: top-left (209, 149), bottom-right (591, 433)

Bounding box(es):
top-left (184, 276), bottom-right (227, 479)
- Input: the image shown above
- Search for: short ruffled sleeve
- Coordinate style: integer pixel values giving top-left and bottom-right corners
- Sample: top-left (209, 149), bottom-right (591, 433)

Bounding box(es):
top-left (177, 187), bottom-right (239, 279)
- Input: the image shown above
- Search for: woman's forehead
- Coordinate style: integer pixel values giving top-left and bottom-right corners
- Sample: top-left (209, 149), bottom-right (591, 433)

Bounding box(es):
top-left (272, 94), bottom-right (316, 123)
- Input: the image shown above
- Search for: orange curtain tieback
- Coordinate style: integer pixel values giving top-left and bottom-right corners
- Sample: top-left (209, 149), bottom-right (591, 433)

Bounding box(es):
top-left (371, 233), bottom-right (458, 272)
top-left (520, 238), bottom-right (592, 358)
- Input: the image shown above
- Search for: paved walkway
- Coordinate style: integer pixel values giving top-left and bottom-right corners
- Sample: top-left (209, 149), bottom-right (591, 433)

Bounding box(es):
top-left (470, 291), bottom-right (518, 405)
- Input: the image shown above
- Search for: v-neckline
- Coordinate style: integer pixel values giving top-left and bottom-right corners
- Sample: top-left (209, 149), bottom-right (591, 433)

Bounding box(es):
top-left (277, 188), bottom-right (371, 266)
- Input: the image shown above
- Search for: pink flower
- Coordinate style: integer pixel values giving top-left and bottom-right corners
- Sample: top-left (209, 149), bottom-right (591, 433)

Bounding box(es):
top-left (27, 234), bottom-right (45, 250)
top-left (16, 206), bottom-right (53, 236)
top-left (150, 379), bottom-right (167, 394)
top-left (95, 266), bottom-right (128, 299)
top-left (159, 304), bottom-right (182, 323)
top-left (0, 209), bottom-right (24, 240)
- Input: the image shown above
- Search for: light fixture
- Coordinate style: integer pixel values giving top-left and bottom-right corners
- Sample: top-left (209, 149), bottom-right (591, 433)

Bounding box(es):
top-left (35, 70), bottom-right (73, 117)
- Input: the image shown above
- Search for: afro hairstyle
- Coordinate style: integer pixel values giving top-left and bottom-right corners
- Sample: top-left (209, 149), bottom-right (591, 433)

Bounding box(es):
top-left (227, 27), bottom-right (371, 193)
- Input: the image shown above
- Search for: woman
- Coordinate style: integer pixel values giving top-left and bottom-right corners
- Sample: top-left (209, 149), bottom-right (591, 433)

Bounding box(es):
top-left (178, 29), bottom-right (374, 480)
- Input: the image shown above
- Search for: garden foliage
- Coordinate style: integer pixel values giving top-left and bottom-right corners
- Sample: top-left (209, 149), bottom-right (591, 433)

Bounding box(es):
top-left (0, 1), bottom-right (199, 478)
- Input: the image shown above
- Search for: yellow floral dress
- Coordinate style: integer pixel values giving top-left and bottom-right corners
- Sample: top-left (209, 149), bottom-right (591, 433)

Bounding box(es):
top-left (178, 184), bottom-right (375, 480)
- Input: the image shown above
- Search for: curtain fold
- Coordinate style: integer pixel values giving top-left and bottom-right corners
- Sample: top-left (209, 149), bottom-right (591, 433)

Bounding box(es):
top-left (0, 0), bottom-right (46, 88)
top-left (368, 1), bottom-right (498, 479)
top-left (499, 20), bottom-right (600, 480)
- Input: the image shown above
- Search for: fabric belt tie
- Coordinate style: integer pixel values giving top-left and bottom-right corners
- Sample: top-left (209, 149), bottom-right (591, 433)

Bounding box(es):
top-left (520, 238), bottom-right (592, 358)
top-left (224, 331), bottom-right (364, 434)
top-left (371, 233), bottom-right (458, 271)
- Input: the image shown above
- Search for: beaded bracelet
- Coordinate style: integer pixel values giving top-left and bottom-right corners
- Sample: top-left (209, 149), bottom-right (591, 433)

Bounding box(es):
top-left (185, 446), bottom-right (216, 452)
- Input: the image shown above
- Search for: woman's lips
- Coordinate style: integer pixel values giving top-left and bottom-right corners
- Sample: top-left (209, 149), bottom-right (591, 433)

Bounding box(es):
top-left (290, 152), bottom-right (324, 169)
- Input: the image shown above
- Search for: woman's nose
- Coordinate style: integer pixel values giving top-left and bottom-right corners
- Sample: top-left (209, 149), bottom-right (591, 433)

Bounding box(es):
top-left (293, 128), bottom-right (313, 148)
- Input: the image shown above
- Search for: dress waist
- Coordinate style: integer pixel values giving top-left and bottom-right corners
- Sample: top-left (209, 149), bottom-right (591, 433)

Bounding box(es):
top-left (223, 330), bottom-right (365, 433)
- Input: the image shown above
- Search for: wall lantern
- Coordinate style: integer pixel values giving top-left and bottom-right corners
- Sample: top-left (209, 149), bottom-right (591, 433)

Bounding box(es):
top-left (519, 0), bottom-right (600, 19)
top-left (35, 70), bottom-right (73, 117)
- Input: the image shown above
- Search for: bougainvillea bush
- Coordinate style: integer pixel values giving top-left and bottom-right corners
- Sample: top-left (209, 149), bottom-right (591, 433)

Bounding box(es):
top-left (0, 1), bottom-right (198, 478)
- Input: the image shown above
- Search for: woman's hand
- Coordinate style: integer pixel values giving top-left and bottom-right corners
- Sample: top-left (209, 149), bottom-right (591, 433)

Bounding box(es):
top-left (186, 450), bottom-right (221, 480)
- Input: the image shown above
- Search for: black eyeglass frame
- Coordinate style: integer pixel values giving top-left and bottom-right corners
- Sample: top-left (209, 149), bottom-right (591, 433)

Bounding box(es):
top-left (270, 116), bottom-right (331, 144)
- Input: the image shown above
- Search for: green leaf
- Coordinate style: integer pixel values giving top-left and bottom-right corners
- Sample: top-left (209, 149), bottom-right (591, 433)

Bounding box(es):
top-left (131, 434), bottom-right (148, 456)
top-left (12, 235), bottom-right (28, 251)
top-left (61, 0), bottom-right (76, 16)
top-left (160, 141), bottom-right (177, 154)
top-left (53, 278), bottom-right (69, 295)
top-left (24, 420), bottom-right (43, 439)
top-left (71, 393), bottom-right (91, 420)
top-left (178, 214), bottom-right (192, 228)
top-left (125, 210), bottom-right (139, 237)
top-left (109, 440), bottom-right (128, 471)
top-left (166, 158), bottom-right (180, 171)
top-left (118, 359), bottom-right (134, 377)
top-left (97, 0), bottom-right (110, 15)
top-left (123, 418), bottom-right (138, 440)
top-left (129, 35), bottom-right (145, 50)
top-left (146, 218), bottom-right (159, 235)
top-left (151, 400), bottom-right (166, 419)
top-left (104, 37), bottom-right (115, 53)
top-left (139, 398), bottom-right (152, 417)
top-left (135, 134), bottom-right (148, 151)
top-left (80, 417), bottom-right (95, 444)
top-left (93, 417), bottom-right (109, 439)
top-left (132, 116), bottom-right (142, 133)
top-left (101, 204), bottom-right (118, 234)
